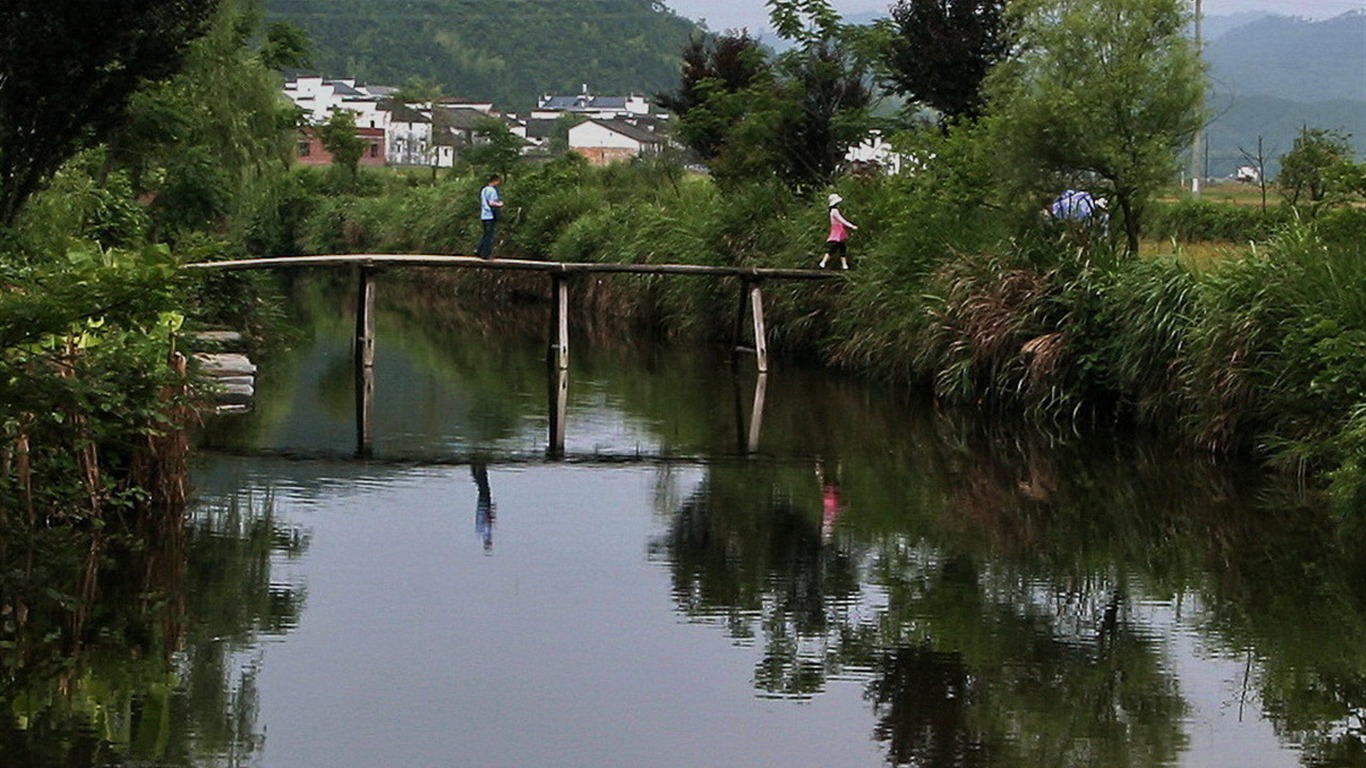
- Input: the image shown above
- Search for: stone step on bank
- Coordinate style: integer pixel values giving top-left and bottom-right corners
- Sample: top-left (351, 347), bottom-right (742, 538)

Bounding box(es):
top-left (187, 330), bottom-right (256, 413)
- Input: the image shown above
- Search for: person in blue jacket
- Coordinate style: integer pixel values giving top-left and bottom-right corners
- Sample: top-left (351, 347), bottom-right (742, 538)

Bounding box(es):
top-left (476, 174), bottom-right (504, 258)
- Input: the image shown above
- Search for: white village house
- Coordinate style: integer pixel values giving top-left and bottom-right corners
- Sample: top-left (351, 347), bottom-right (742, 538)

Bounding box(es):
top-left (283, 76), bottom-right (394, 128)
top-left (533, 85), bottom-right (652, 121)
top-left (844, 131), bottom-right (906, 175)
top-left (567, 118), bottom-right (666, 165)
top-left (281, 78), bottom-right (898, 174)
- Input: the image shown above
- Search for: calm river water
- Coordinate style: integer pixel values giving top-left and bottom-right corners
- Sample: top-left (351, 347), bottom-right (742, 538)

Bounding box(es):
top-left (5, 278), bottom-right (1365, 767)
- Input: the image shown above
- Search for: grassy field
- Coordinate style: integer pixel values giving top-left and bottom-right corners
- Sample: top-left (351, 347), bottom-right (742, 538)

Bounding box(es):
top-left (1141, 238), bottom-right (1255, 270)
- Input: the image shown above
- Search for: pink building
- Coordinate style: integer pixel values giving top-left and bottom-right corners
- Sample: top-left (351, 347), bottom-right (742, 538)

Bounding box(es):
top-left (295, 126), bottom-right (387, 167)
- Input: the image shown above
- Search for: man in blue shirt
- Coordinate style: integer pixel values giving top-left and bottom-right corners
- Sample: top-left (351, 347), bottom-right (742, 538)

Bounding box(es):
top-left (476, 174), bottom-right (504, 258)
top-left (1049, 189), bottom-right (1108, 227)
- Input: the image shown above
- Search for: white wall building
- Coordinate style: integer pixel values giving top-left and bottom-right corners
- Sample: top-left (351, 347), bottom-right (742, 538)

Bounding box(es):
top-left (283, 76), bottom-right (393, 128)
top-left (533, 85), bottom-right (652, 121)
top-left (568, 119), bottom-right (664, 165)
top-left (844, 131), bottom-right (907, 175)
top-left (382, 102), bottom-right (437, 167)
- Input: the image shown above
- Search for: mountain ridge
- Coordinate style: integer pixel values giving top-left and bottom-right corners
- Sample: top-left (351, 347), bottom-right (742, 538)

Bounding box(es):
top-left (267, 0), bottom-right (700, 110)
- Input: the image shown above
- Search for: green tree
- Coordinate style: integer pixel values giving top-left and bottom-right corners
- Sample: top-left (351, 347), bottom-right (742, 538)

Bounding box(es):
top-left (1277, 127), bottom-right (1358, 212)
top-left (771, 39), bottom-right (873, 189)
top-left (986, 0), bottom-right (1204, 254)
top-left (462, 117), bottom-right (524, 175)
top-left (760, 0), bottom-right (873, 188)
top-left (392, 77), bottom-right (446, 104)
top-left (319, 110), bottom-right (365, 178)
top-left (114, 0), bottom-right (299, 242)
top-left (881, 0), bottom-right (1013, 123)
top-left (661, 3), bottom-right (871, 189)
top-left (0, 0), bottom-right (219, 227)
top-left (657, 33), bottom-right (773, 165)
top-left (260, 20), bottom-right (312, 71)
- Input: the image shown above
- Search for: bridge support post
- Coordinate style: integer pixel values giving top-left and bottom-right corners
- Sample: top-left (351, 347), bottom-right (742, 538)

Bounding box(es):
top-left (549, 273), bottom-right (569, 370)
top-left (747, 372), bottom-right (767, 452)
top-left (750, 282), bottom-right (768, 373)
top-left (547, 364), bottom-right (568, 458)
top-left (731, 277), bottom-right (768, 374)
top-left (733, 371), bottom-right (769, 455)
top-left (354, 266), bottom-right (376, 458)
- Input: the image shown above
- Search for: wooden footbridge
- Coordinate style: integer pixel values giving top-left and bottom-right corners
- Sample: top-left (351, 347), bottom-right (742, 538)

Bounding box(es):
top-left (185, 254), bottom-right (839, 456)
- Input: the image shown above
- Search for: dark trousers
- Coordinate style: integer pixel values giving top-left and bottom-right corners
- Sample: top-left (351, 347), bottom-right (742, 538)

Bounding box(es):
top-left (477, 218), bottom-right (498, 257)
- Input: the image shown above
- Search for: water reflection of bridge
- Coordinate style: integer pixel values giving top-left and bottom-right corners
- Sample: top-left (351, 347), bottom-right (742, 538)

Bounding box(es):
top-left (186, 254), bottom-right (836, 457)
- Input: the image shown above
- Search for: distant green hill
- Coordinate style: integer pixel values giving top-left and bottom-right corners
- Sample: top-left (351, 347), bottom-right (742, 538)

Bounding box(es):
top-left (1201, 13), bottom-right (1366, 177)
top-left (1205, 12), bottom-right (1366, 103)
top-left (1204, 94), bottom-right (1366, 178)
top-left (267, 0), bottom-right (700, 110)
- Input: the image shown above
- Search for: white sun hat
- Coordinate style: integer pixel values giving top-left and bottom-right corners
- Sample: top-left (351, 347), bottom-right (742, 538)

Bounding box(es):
top-left (828, 193), bottom-right (843, 207)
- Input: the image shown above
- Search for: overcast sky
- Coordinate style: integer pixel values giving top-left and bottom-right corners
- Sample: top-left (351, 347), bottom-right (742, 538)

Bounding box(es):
top-left (666, 0), bottom-right (1365, 38)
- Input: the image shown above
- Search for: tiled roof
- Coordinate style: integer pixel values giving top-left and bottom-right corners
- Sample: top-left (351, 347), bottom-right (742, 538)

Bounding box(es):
top-left (433, 106), bottom-right (489, 131)
top-left (380, 100), bottom-right (432, 124)
top-left (522, 118), bottom-right (559, 139)
top-left (588, 96), bottom-right (628, 109)
top-left (585, 118), bottom-right (661, 145)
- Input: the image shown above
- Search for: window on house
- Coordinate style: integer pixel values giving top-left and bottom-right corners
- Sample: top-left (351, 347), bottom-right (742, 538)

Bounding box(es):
top-left (369, 143), bottom-right (380, 158)
top-left (298, 141), bottom-right (311, 157)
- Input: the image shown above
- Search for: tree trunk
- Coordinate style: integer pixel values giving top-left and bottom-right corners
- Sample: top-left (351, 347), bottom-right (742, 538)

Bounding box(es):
top-left (1119, 193), bottom-right (1140, 255)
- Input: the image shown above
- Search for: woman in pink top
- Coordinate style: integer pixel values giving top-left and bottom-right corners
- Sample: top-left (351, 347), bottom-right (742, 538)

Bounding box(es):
top-left (818, 193), bottom-right (858, 270)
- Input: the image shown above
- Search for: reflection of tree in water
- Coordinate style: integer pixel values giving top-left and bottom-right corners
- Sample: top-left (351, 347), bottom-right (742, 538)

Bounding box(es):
top-left (930, 418), bottom-right (1366, 766)
top-left (650, 465), bottom-right (869, 699)
top-left (652, 448), bottom-right (1200, 767)
top-left (0, 490), bottom-right (307, 766)
top-left (867, 642), bottom-right (988, 768)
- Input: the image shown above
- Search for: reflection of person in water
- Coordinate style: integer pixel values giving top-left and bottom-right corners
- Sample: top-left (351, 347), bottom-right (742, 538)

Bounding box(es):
top-left (816, 458), bottom-right (841, 543)
top-left (471, 463), bottom-right (495, 553)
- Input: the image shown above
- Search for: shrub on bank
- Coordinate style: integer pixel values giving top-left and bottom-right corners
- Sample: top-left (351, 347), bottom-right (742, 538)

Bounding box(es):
top-left (0, 244), bottom-right (190, 523)
top-left (1146, 199), bottom-right (1288, 243)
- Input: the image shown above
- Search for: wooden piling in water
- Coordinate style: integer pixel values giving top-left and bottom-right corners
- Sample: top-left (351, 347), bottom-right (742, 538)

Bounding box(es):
top-left (549, 273), bottom-right (569, 370)
top-left (747, 373), bottom-right (767, 453)
top-left (547, 365), bottom-right (568, 458)
top-left (731, 278), bottom-right (769, 374)
top-left (750, 282), bottom-right (768, 374)
top-left (355, 267), bottom-right (376, 457)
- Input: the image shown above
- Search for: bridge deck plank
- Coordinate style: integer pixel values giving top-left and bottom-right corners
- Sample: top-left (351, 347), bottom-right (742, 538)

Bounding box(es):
top-left (184, 254), bottom-right (840, 281)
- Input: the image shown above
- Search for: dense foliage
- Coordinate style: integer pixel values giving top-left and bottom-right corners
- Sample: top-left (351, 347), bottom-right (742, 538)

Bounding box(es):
top-left (1, 0), bottom-right (296, 525)
top-left (985, 0), bottom-right (1204, 254)
top-left (881, 0), bottom-right (1013, 122)
top-left (1278, 127), bottom-right (1363, 211)
top-left (658, 6), bottom-right (872, 189)
top-left (0, 0), bottom-right (220, 226)
top-left (267, 0), bottom-right (700, 109)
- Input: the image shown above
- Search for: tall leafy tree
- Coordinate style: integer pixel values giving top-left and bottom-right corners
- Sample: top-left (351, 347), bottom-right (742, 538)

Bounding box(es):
top-left (319, 111), bottom-right (365, 178)
top-left (882, 0), bottom-right (1013, 123)
top-left (661, 1), bottom-right (872, 189)
top-left (1277, 127), bottom-right (1359, 212)
top-left (766, 0), bottom-right (873, 189)
top-left (772, 40), bottom-right (873, 188)
top-left (656, 33), bottom-right (772, 165)
top-left (0, 0), bottom-right (219, 227)
top-left (464, 117), bottom-right (525, 176)
top-left (986, 0), bottom-right (1204, 254)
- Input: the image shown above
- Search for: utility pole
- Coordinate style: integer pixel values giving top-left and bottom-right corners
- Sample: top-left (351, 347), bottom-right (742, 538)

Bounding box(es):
top-left (1190, 0), bottom-right (1203, 197)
